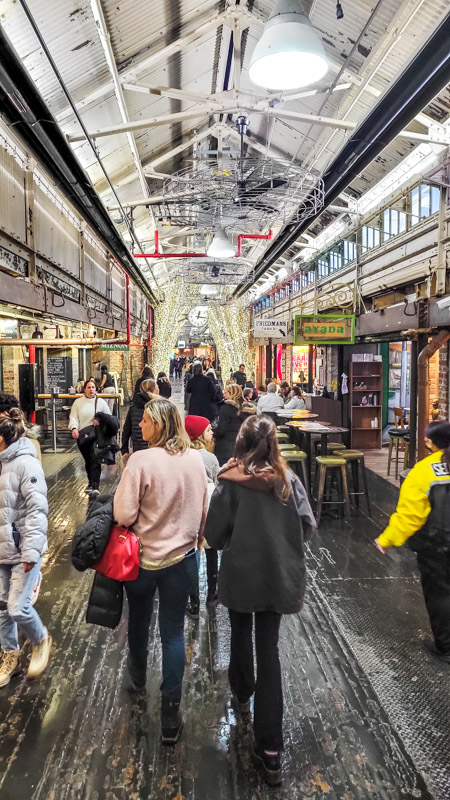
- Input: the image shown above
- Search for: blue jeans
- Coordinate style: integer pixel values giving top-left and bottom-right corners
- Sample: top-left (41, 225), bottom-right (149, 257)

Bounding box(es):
top-left (0, 559), bottom-right (46, 651)
top-left (125, 554), bottom-right (197, 701)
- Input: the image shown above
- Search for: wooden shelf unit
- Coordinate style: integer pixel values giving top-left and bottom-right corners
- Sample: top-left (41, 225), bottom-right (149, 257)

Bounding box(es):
top-left (350, 361), bottom-right (382, 450)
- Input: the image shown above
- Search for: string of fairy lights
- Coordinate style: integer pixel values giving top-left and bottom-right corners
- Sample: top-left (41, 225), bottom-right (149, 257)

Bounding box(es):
top-left (150, 281), bottom-right (201, 374)
top-left (150, 279), bottom-right (253, 381)
top-left (208, 301), bottom-right (253, 381)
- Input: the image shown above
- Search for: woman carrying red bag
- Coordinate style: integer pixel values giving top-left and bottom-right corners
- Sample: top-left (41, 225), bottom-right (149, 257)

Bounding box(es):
top-left (113, 397), bottom-right (208, 744)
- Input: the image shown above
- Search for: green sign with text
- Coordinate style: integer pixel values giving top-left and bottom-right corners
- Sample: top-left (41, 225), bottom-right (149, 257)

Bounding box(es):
top-left (98, 343), bottom-right (129, 352)
top-left (294, 314), bottom-right (355, 345)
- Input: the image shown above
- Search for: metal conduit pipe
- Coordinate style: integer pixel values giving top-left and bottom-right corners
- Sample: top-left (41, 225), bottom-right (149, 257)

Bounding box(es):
top-left (233, 12), bottom-right (450, 298)
top-left (417, 328), bottom-right (450, 460)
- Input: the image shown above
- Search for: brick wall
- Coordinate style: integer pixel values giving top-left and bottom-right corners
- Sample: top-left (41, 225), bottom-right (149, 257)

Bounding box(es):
top-left (438, 342), bottom-right (448, 418)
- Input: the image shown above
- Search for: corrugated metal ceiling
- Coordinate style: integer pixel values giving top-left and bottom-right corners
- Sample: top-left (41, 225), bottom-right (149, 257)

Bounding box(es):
top-left (1, 0), bottom-right (449, 295)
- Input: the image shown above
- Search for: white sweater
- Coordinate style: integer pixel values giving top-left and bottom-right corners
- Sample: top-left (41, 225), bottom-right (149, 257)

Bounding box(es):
top-left (69, 396), bottom-right (111, 431)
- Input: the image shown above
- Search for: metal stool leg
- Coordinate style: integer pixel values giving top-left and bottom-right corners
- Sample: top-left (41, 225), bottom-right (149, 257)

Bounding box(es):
top-left (360, 456), bottom-right (372, 516)
top-left (387, 435), bottom-right (393, 476)
top-left (300, 460), bottom-right (309, 498)
top-left (340, 465), bottom-right (351, 520)
top-left (316, 464), bottom-right (327, 526)
top-left (403, 440), bottom-right (409, 470)
top-left (394, 437), bottom-right (400, 480)
top-left (350, 460), bottom-right (359, 507)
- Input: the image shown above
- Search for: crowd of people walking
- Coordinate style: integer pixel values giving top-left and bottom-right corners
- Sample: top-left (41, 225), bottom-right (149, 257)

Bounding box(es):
top-left (1, 356), bottom-right (450, 788)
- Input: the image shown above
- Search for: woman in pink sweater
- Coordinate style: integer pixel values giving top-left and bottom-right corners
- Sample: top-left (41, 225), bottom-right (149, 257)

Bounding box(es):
top-left (114, 397), bottom-right (208, 744)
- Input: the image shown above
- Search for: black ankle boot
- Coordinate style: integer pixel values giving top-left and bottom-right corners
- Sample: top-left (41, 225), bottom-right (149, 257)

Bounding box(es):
top-left (161, 697), bottom-right (183, 744)
top-left (253, 743), bottom-right (282, 786)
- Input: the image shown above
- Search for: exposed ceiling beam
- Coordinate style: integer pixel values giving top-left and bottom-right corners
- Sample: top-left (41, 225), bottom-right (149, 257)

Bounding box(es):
top-left (68, 104), bottom-right (356, 142)
top-left (56, 5), bottom-right (252, 124)
top-left (88, 0), bottom-right (162, 289)
top-left (68, 106), bottom-right (240, 141)
top-left (123, 82), bottom-right (223, 106)
top-left (145, 126), bottom-right (216, 172)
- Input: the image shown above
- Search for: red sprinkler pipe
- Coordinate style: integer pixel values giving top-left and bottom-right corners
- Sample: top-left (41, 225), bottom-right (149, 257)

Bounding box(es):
top-left (29, 344), bottom-right (36, 424)
top-left (134, 229), bottom-right (274, 260)
top-left (236, 230), bottom-right (273, 258)
top-left (134, 229), bottom-right (208, 259)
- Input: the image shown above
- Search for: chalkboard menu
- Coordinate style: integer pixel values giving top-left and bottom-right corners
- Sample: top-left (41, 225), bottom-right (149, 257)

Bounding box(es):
top-left (46, 356), bottom-right (72, 393)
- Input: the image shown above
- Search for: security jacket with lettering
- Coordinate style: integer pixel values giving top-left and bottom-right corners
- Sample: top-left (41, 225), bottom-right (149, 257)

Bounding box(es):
top-left (378, 450), bottom-right (450, 551)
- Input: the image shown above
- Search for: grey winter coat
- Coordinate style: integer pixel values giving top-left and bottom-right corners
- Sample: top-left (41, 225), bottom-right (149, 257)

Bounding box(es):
top-left (0, 437), bottom-right (48, 565)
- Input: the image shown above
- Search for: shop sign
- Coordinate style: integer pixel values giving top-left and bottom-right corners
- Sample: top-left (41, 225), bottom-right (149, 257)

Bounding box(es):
top-left (98, 343), bottom-right (129, 351)
top-left (0, 318), bottom-right (18, 338)
top-left (294, 314), bottom-right (355, 345)
top-left (0, 245), bottom-right (28, 277)
top-left (253, 318), bottom-right (288, 338)
top-left (177, 340), bottom-right (186, 348)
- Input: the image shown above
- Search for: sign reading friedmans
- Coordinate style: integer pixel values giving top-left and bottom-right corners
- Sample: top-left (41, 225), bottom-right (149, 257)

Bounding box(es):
top-left (294, 314), bottom-right (355, 345)
top-left (253, 319), bottom-right (288, 339)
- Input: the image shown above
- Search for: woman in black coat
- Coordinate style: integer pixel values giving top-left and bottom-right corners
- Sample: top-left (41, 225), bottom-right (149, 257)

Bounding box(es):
top-left (133, 366), bottom-right (154, 399)
top-left (157, 372), bottom-right (172, 398)
top-left (186, 363), bottom-right (216, 421)
top-left (204, 415), bottom-right (315, 787)
top-left (121, 379), bottom-right (157, 455)
top-left (206, 368), bottom-right (223, 419)
top-left (213, 383), bottom-right (244, 466)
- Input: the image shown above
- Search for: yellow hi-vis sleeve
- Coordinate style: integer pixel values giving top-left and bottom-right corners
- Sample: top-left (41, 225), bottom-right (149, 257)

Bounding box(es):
top-left (378, 461), bottom-right (431, 549)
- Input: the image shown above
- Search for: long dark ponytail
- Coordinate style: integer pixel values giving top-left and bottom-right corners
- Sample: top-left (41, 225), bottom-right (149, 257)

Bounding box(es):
top-left (426, 421), bottom-right (450, 470)
top-left (234, 414), bottom-right (291, 503)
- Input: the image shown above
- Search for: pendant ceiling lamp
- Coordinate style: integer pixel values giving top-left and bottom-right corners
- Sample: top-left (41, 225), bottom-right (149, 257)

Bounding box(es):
top-left (207, 230), bottom-right (235, 258)
top-left (249, 0), bottom-right (328, 91)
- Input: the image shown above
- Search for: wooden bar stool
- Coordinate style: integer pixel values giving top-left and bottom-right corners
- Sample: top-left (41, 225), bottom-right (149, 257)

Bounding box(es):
top-left (278, 443), bottom-right (301, 451)
top-left (276, 432), bottom-right (290, 444)
top-left (333, 449), bottom-right (371, 516)
top-left (313, 455), bottom-right (351, 526)
top-left (280, 450), bottom-right (309, 495)
top-left (387, 407), bottom-right (410, 479)
top-left (277, 424), bottom-right (291, 434)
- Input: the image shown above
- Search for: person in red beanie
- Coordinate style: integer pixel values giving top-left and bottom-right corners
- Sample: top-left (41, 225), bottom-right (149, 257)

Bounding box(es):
top-left (184, 416), bottom-right (220, 618)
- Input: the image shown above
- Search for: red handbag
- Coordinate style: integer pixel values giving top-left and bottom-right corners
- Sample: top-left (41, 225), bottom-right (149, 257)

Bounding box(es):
top-left (94, 525), bottom-right (141, 582)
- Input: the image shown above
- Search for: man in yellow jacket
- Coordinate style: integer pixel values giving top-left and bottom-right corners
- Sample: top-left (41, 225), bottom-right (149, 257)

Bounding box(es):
top-left (375, 421), bottom-right (450, 662)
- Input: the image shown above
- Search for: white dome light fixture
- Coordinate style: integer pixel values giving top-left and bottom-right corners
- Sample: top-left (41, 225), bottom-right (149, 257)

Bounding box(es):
top-left (207, 230), bottom-right (235, 258)
top-left (249, 0), bottom-right (328, 91)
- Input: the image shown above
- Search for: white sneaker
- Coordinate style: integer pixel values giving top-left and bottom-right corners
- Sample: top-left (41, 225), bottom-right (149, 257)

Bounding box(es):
top-left (0, 651), bottom-right (20, 688)
top-left (30, 571), bottom-right (42, 607)
top-left (28, 632), bottom-right (52, 678)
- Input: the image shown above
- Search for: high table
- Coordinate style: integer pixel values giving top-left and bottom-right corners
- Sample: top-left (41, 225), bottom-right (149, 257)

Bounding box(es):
top-left (286, 421), bottom-right (349, 488)
top-left (276, 409), bottom-right (319, 420)
top-left (37, 391), bottom-right (122, 452)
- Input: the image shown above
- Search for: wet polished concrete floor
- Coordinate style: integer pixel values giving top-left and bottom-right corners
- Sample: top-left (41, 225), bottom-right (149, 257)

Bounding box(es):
top-left (0, 450), bottom-right (447, 799)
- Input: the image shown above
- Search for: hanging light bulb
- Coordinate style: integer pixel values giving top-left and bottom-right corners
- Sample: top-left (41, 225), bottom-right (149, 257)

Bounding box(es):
top-left (207, 230), bottom-right (235, 258)
top-left (249, 0), bottom-right (328, 91)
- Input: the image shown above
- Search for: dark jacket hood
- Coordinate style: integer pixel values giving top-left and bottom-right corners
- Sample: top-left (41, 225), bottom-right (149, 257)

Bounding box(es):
top-left (134, 391), bottom-right (150, 409)
top-left (218, 459), bottom-right (276, 493)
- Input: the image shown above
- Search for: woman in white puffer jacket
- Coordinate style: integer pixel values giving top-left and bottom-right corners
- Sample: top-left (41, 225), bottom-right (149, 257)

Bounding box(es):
top-left (0, 409), bottom-right (51, 688)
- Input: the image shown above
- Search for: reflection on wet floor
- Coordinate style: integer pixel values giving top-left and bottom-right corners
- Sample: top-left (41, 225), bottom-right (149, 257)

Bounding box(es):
top-left (0, 446), bottom-right (447, 799)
